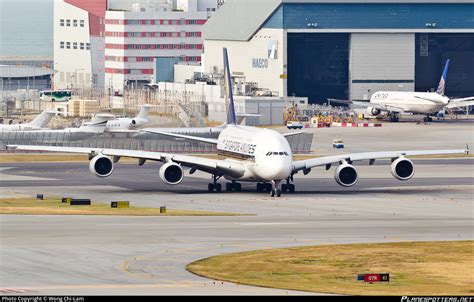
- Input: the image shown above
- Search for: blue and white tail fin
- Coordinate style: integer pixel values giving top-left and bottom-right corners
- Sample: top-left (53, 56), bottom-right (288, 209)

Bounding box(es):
top-left (223, 48), bottom-right (237, 126)
top-left (436, 59), bottom-right (450, 96)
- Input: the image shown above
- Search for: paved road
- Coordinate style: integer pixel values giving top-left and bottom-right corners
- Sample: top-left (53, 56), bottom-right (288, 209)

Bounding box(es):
top-left (0, 159), bottom-right (473, 295)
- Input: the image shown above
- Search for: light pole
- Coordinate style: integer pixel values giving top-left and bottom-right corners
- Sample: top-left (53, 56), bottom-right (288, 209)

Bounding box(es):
top-left (74, 68), bottom-right (84, 97)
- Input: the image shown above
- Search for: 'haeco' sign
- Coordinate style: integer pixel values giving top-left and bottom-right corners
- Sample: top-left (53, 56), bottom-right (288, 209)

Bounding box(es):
top-left (252, 58), bottom-right (268, 69)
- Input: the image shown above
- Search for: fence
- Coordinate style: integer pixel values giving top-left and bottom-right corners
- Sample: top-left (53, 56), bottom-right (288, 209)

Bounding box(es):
top-left (0, 131), bottom-right (313, 154)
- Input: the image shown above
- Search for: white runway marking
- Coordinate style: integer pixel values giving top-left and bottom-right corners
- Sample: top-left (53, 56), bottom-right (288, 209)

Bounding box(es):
top-left (0, 168), bottom-right (58, 181)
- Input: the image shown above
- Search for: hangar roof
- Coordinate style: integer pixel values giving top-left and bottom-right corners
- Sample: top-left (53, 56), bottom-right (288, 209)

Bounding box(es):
top-left (203, 0), bottom-right (474, 41)
top-left (0, 65), bottom-right (55, 78)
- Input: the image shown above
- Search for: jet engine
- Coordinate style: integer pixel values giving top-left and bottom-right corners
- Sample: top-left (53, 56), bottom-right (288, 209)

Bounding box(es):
top-left (130, 118), bottom-right (148, 128)
top-left (159, 162), bottom-right (184, 185)
top-left (334, 163), bottom-right (359, 187)
top-left (89, 155), bottom-right (114, 178)
top-left (391, 157), bottom-right (415, 181)
top-left (367, 106), bottom-right (382, 117)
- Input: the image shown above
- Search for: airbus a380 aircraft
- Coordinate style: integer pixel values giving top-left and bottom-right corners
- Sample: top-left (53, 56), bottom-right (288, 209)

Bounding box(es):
top-left (361, 59), bottom-right (474, 122)
top-left (9, 49), bottom-right (469, 197)
top-left (0, 110), bottom-right (56, 131)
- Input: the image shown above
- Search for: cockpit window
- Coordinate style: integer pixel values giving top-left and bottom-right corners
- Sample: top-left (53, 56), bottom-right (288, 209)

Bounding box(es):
top-left (266, 151), bottom-right (290, 156)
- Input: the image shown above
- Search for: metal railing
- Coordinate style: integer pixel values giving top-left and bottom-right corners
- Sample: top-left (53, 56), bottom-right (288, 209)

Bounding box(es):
top-left (0, 131), bottom-right (313, 154)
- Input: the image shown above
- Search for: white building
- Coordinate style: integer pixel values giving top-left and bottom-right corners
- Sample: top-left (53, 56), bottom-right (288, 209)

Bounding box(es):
top-left (104, 0), bottom-right (219, 93)
top-left (53, 0), bottom-right (106, 90)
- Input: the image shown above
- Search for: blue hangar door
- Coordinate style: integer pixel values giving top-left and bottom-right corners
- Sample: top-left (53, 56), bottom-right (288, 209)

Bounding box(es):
top-left (287, 33), bottom-right (349, 104)
top-left (416, 34), bottom-right (474, 98)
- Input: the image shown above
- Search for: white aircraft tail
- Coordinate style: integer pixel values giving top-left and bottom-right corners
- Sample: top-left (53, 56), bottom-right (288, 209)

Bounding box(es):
top-left (436, 59), bottom-right (450, 96)
top-left (136, 105), bottom-right (151, 120)
top-left (28, 110), bottom-right (56, 128)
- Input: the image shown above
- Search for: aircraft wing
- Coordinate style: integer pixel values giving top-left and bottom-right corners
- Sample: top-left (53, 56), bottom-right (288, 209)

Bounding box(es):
top-left (414, 96), bottom-right (446, 104)
top-left (450, 97), bottom-right (474, 103)
top-left (7, 145), bottom-right (245, 178)
top-left (293, 149), bottom-right (469, 173)
top-left (142, 129), bottom-right (218, 145)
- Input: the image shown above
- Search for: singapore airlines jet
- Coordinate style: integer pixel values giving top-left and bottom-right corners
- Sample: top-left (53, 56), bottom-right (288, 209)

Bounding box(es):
top-left (9, 49), bottom-right (469, 197)
top-left (361, 59), bottom-right (474, 122)
top-left (0, 110), bottom-right (56, 132)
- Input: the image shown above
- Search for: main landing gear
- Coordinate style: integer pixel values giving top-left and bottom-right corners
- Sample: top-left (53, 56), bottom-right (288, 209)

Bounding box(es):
top-left (389, 113), bottom-right (400, 122)
top-left (423, 115), bottom-right (433, 122)
top-left (281, 176), bottom-right (295, 193)
top-left (208, 175), bottom-right (222, 192)
top-left (226, 181), bottom-right (242, 192)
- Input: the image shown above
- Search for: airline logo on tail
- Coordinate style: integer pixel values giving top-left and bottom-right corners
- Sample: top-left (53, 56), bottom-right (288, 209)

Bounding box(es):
top-left (436, 59), bottom-right (450, 96)
top-left (223, 48), bottom-right (237, 125)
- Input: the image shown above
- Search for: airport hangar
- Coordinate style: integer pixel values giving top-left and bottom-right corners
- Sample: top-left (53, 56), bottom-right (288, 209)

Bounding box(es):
top-left (202, 0), bottom-right (474, 104)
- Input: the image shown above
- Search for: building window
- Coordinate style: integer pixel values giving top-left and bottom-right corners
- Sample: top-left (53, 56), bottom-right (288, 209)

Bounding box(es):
top-left (60, 41), bottom-right (65, 49)
top-left (66, 42), bottom-right (70, 49)
top-left (73, 19), bottom-right (77, 27)
top-left (80, 20), bottom-right (84, 27)
top-left (66, 19), bottom-right (70, 27)
top-left (80, 43), bottom-right (84, 50)
top-left (60, 19), bottom-right (64, 26)
top-left (86, 43), bottom-right (90, 50)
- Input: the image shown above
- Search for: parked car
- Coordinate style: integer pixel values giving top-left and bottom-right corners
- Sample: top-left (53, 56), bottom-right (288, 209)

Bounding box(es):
top-left (333, 139), bottom-right (345, 149)
top-left (286, 121), bottom-right (304, 129)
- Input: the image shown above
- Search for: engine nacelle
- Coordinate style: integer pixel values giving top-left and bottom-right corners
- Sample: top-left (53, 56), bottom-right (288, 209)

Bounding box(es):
top-left (130, 118), bottom-right (148, 128)
top-left (334, 163), bottom-right (359, 187)
top-left (159, 162), bottom-right (184, 185)
top-left (391, 157), bottom-right (414, 181)
top-left (89, 155), bottom-right (114, 178)
top-left (367, 106), bottom-right (382, 117)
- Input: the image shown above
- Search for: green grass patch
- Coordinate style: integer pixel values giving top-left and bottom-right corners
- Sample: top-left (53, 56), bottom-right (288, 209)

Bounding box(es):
top-left (187, 241), bottom-right (474, 295)
top-left (0, 197), bottom-right (240, 217)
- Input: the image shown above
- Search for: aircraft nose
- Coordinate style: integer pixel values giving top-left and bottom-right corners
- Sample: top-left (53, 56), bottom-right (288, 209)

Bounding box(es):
top-left (262, 157), bottom-right (292, 180)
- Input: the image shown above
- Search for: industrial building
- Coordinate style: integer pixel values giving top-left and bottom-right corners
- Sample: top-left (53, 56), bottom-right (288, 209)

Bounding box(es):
top-left (104, 0), bottom-right (218, 92)
top-left (53, 0), bottom-right (220, 91)
top-left (53, 0), bottom-right (107, 90)
top-left (202, 0), bottom-right (474, 104)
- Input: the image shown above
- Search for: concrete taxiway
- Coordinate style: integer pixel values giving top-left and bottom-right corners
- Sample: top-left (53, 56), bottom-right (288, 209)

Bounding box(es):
top-left (0, 156), bottom-right (473, 295)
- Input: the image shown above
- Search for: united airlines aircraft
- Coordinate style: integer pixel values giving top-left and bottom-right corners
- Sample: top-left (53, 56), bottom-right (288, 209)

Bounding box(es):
top-left (9, 49), bottom-right (469, 197)
top-left (359, 60), bottom-right (474, 122)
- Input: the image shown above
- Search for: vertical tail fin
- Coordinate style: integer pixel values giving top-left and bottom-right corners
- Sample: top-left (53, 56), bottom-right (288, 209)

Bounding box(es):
top-left (136, 105), bottom-right (150, 120)
top-left (223, 48), bottom-right (237, 125)
top-left (28, 110), bottom-right (55, 128)
top-left (436, 59), bottom-right (450, 95)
